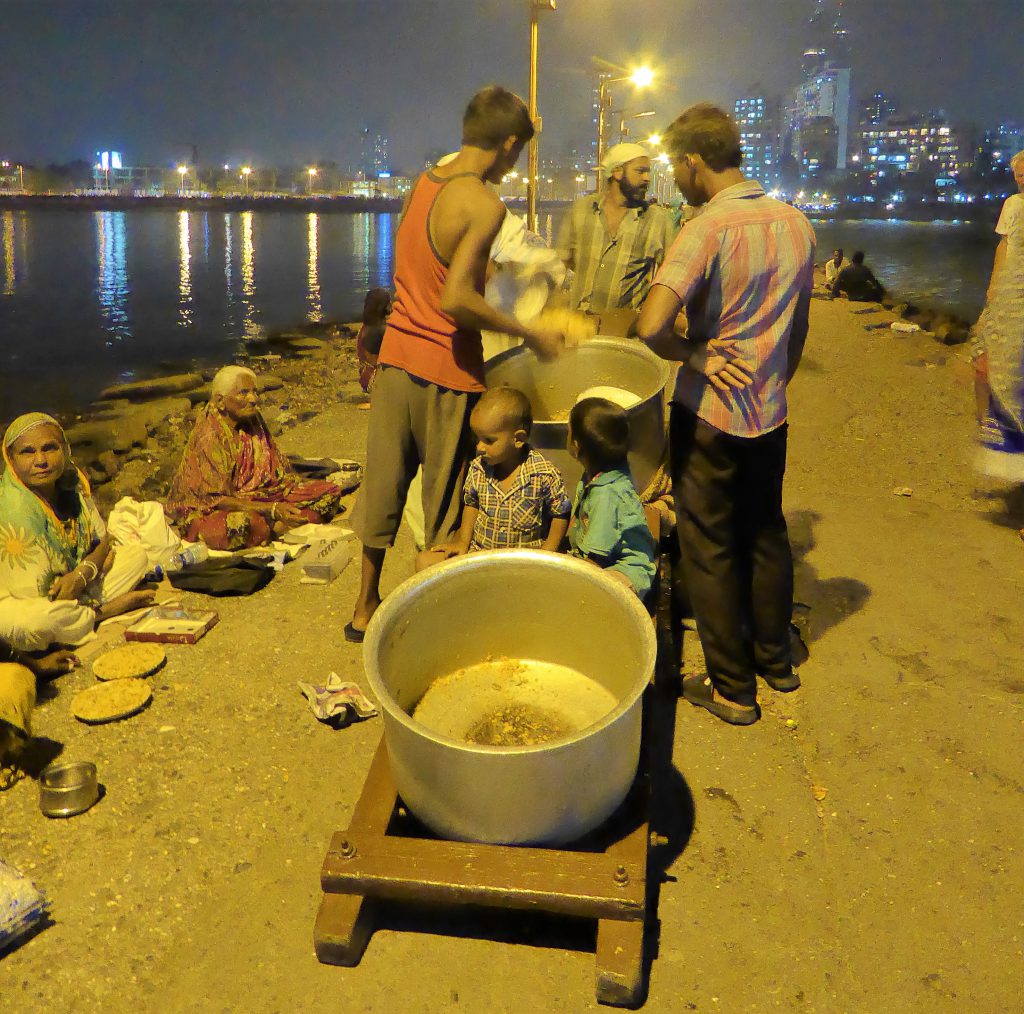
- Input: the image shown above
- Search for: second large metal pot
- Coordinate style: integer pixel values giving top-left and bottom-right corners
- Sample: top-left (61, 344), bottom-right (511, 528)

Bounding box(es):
top-left (363, 550), bottom-right (656, 845)
top-left (484, 336), bottom-right (671, 492)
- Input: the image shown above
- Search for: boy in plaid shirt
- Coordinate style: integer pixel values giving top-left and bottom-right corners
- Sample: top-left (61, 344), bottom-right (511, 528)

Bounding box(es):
top-left (416, 387), bottom-right (570, 570)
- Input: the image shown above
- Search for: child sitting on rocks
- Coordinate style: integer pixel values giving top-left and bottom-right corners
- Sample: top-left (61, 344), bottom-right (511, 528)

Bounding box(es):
top-left (416, 387), bottom-right (571, 570)
top-left (566, 398), bottom-right (657, 600)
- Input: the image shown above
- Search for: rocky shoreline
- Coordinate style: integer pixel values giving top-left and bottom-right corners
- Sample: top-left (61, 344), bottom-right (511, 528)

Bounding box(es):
top-left (61, 321), bottom-right (368, 514)
top-left (812, 264), bottom-right (974, 346)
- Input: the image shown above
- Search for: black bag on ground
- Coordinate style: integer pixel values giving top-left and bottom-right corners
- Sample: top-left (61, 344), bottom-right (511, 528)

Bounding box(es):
top-left (167, 556), bottom-right (275, 596)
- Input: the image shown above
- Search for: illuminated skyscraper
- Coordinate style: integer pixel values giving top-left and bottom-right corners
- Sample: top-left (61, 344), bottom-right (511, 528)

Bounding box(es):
top-left (734, 93), bottom-right (782, 188)
top-left (788, 0), bottom-right (853, 173)
top-left (832, 0), bottom-right (850, 66)
top-left (359, 126), bottom-right (392, 178)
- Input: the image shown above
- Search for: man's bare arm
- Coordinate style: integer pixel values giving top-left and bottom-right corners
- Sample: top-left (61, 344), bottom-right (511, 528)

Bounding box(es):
top-left (635, 283), bottom-right (683, 347)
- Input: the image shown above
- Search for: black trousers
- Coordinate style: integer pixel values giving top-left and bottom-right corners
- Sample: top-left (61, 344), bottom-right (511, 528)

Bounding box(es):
top-left (670, 407), bottom-right (794, 706)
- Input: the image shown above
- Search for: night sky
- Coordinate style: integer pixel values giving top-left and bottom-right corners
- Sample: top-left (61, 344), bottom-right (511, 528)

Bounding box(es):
top-left (0, 0), bottom-right (1019, 171)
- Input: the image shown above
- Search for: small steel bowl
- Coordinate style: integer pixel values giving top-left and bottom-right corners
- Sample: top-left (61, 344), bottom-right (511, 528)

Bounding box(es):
top-left (39, 761), bottom-right (99, 818)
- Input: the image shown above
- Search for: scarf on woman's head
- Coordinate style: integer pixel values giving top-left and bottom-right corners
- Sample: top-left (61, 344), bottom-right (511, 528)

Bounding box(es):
top-left (0, 413), bottom-right (97, 596)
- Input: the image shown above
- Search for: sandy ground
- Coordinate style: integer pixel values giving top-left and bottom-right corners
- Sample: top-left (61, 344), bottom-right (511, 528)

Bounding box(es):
top-left (2, 296), bottom-right (1022, 1013)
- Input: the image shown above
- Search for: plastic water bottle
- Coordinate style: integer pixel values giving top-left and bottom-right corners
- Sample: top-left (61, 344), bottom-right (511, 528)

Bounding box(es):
top-left (147, 543), bottom-right (209, 581)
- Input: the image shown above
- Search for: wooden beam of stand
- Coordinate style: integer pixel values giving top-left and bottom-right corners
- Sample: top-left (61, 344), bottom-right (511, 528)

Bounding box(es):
top-left (321, 833), bottom-right (646, 921)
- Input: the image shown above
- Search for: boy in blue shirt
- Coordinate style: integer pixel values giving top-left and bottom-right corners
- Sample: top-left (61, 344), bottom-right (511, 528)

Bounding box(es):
top-left (566, 398), bottom-right (657, 599)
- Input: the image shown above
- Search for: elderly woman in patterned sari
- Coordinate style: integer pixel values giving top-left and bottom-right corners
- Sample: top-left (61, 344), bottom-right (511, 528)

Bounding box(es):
top-left (0, 413), bottom-right (153, 652)
top-left (165, 366), bottom-right (344, 550)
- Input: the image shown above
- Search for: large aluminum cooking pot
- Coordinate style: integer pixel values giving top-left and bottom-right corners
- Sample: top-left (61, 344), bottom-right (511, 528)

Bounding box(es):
top-left (363, 549), bottom-right (656, 845)
top-left (484, 336), bottom-right (672, 493)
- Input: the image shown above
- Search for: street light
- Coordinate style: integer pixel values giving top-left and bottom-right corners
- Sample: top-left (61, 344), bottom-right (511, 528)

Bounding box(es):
top-left (240, 166), bottom-right (252, 196)
top-left (177, 165), bottom-right (188, 196)
top-left (595, 63), bottom-right (654, 180)
top-left (307, 166), bottom-right (318, 195)
top-left (527, 0), bottom-right (556, 232)
top-left (616, 109), bottom-right (655, 143)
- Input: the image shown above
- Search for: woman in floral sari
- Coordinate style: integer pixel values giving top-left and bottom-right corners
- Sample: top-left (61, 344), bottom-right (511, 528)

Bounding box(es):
top-left (0, 413), bottom-right (152, 651)
top-left (165, 366), bottom-right (344, 550)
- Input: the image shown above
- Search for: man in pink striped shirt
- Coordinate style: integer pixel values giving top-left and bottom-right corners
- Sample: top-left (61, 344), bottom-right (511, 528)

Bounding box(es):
top-left (636, 103), bottom-right (815, 727)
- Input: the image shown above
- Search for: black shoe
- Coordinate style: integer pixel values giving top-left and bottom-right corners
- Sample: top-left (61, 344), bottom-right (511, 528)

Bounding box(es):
top-left (759, 671), bottom-right (801, 692)
top-left (681, 676), bottom-right (760, 726)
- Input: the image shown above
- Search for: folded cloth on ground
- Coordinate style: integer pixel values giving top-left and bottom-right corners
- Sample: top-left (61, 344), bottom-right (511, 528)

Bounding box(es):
top-left (167, 556), bottom-right (275, 596)
top-left (0, 860), bottom-right (50, 953)
top-left (106, 497), bottom-right (184, 569)
top-left (287, 455), bottom-right (363, 491)
top-left (890, 321), bottom-right (923, 333)
top-left (297, 672), bottom-right (377, 726)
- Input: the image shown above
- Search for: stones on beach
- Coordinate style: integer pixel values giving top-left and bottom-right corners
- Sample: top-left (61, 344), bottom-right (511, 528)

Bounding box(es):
top-left (99, 372), bottom-right (205, 401)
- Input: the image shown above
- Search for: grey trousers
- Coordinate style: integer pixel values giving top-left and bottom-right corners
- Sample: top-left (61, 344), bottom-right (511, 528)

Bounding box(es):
top-left (352, 366), bottom-right (478, 550)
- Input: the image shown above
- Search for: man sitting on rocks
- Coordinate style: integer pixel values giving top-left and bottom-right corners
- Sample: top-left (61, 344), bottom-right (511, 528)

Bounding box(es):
top-left (831, 250), bottom-right (885, 302)
top-left (824, 247), bottom-right (848, 287)
top-left (165, 366), bottom-right (344, 550)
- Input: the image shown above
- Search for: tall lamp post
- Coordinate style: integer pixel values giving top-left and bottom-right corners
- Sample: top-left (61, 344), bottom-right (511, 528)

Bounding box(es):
top-left (595, 64), bottom-right (654, 187)
top-left (617, 109), bottom-right (656, 143)
top-left (240, 166), bottom-right (252, 196)
top-left (527, 0), bottom-right (556, 232)
top-left (307, 166), bottom-right (318, 195)
top-left (177, 165), bottom-right (188, 196)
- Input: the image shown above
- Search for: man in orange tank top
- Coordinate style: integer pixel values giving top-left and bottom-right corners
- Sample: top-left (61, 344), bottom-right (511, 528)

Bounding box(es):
top-left (346, 86), bottom-right (566, 642)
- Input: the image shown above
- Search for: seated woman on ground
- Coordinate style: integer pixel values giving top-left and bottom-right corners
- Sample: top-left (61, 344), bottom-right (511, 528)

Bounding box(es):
top-left (165, 365), bottom-right (344, 551)
top-left (356, 287), bottom-right (392, 397)
top-left (1, 636), bottom-right (78, 790)
top-left (0, 413), bottom-right (154, 653)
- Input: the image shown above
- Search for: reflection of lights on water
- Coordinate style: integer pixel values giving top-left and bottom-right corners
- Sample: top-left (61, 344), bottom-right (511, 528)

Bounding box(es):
top-left (2, 211), bottom-right (14, 296)
top-left (353, 213), bottom-right (397, 291)
top-left (223, 213), bottom-right (232, 291)
top-left (376, 212), bottom-right (391, 285)
top-left (178, 210), bottom-right (192, 327)
top-left (307, 212), bottom-right (322, 323)
top-left (354, 212), bottom-right (370, 286)
top-left (96, 211), bottom-right (129, 342)
top-left (240, 210), bottom-right (258, 339)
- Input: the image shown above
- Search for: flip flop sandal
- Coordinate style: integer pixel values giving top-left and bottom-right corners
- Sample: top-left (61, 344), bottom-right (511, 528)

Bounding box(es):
top-left (343, 622), bottom-right (366, 644)
top-left (682, 676), bottom-right (760, 726)
top-left (1, 763), bottom-right (26, 791)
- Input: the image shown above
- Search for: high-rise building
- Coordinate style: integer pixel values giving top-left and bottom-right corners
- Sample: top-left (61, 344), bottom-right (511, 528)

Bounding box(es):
top-left (359, 127), bottom-right (392, 178)
top-left (831, 0), bottom-right (850, 65)
top-left (861, 92), bottom-right (898, 128)
top-left (787, 1), bottom-right (852, 174)
top-left (789, 65), bottom-right (852, 172)
top-left (734, 93), bottom-right (782, 188)
top-left (861, 113), bottom-right (961, 177)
